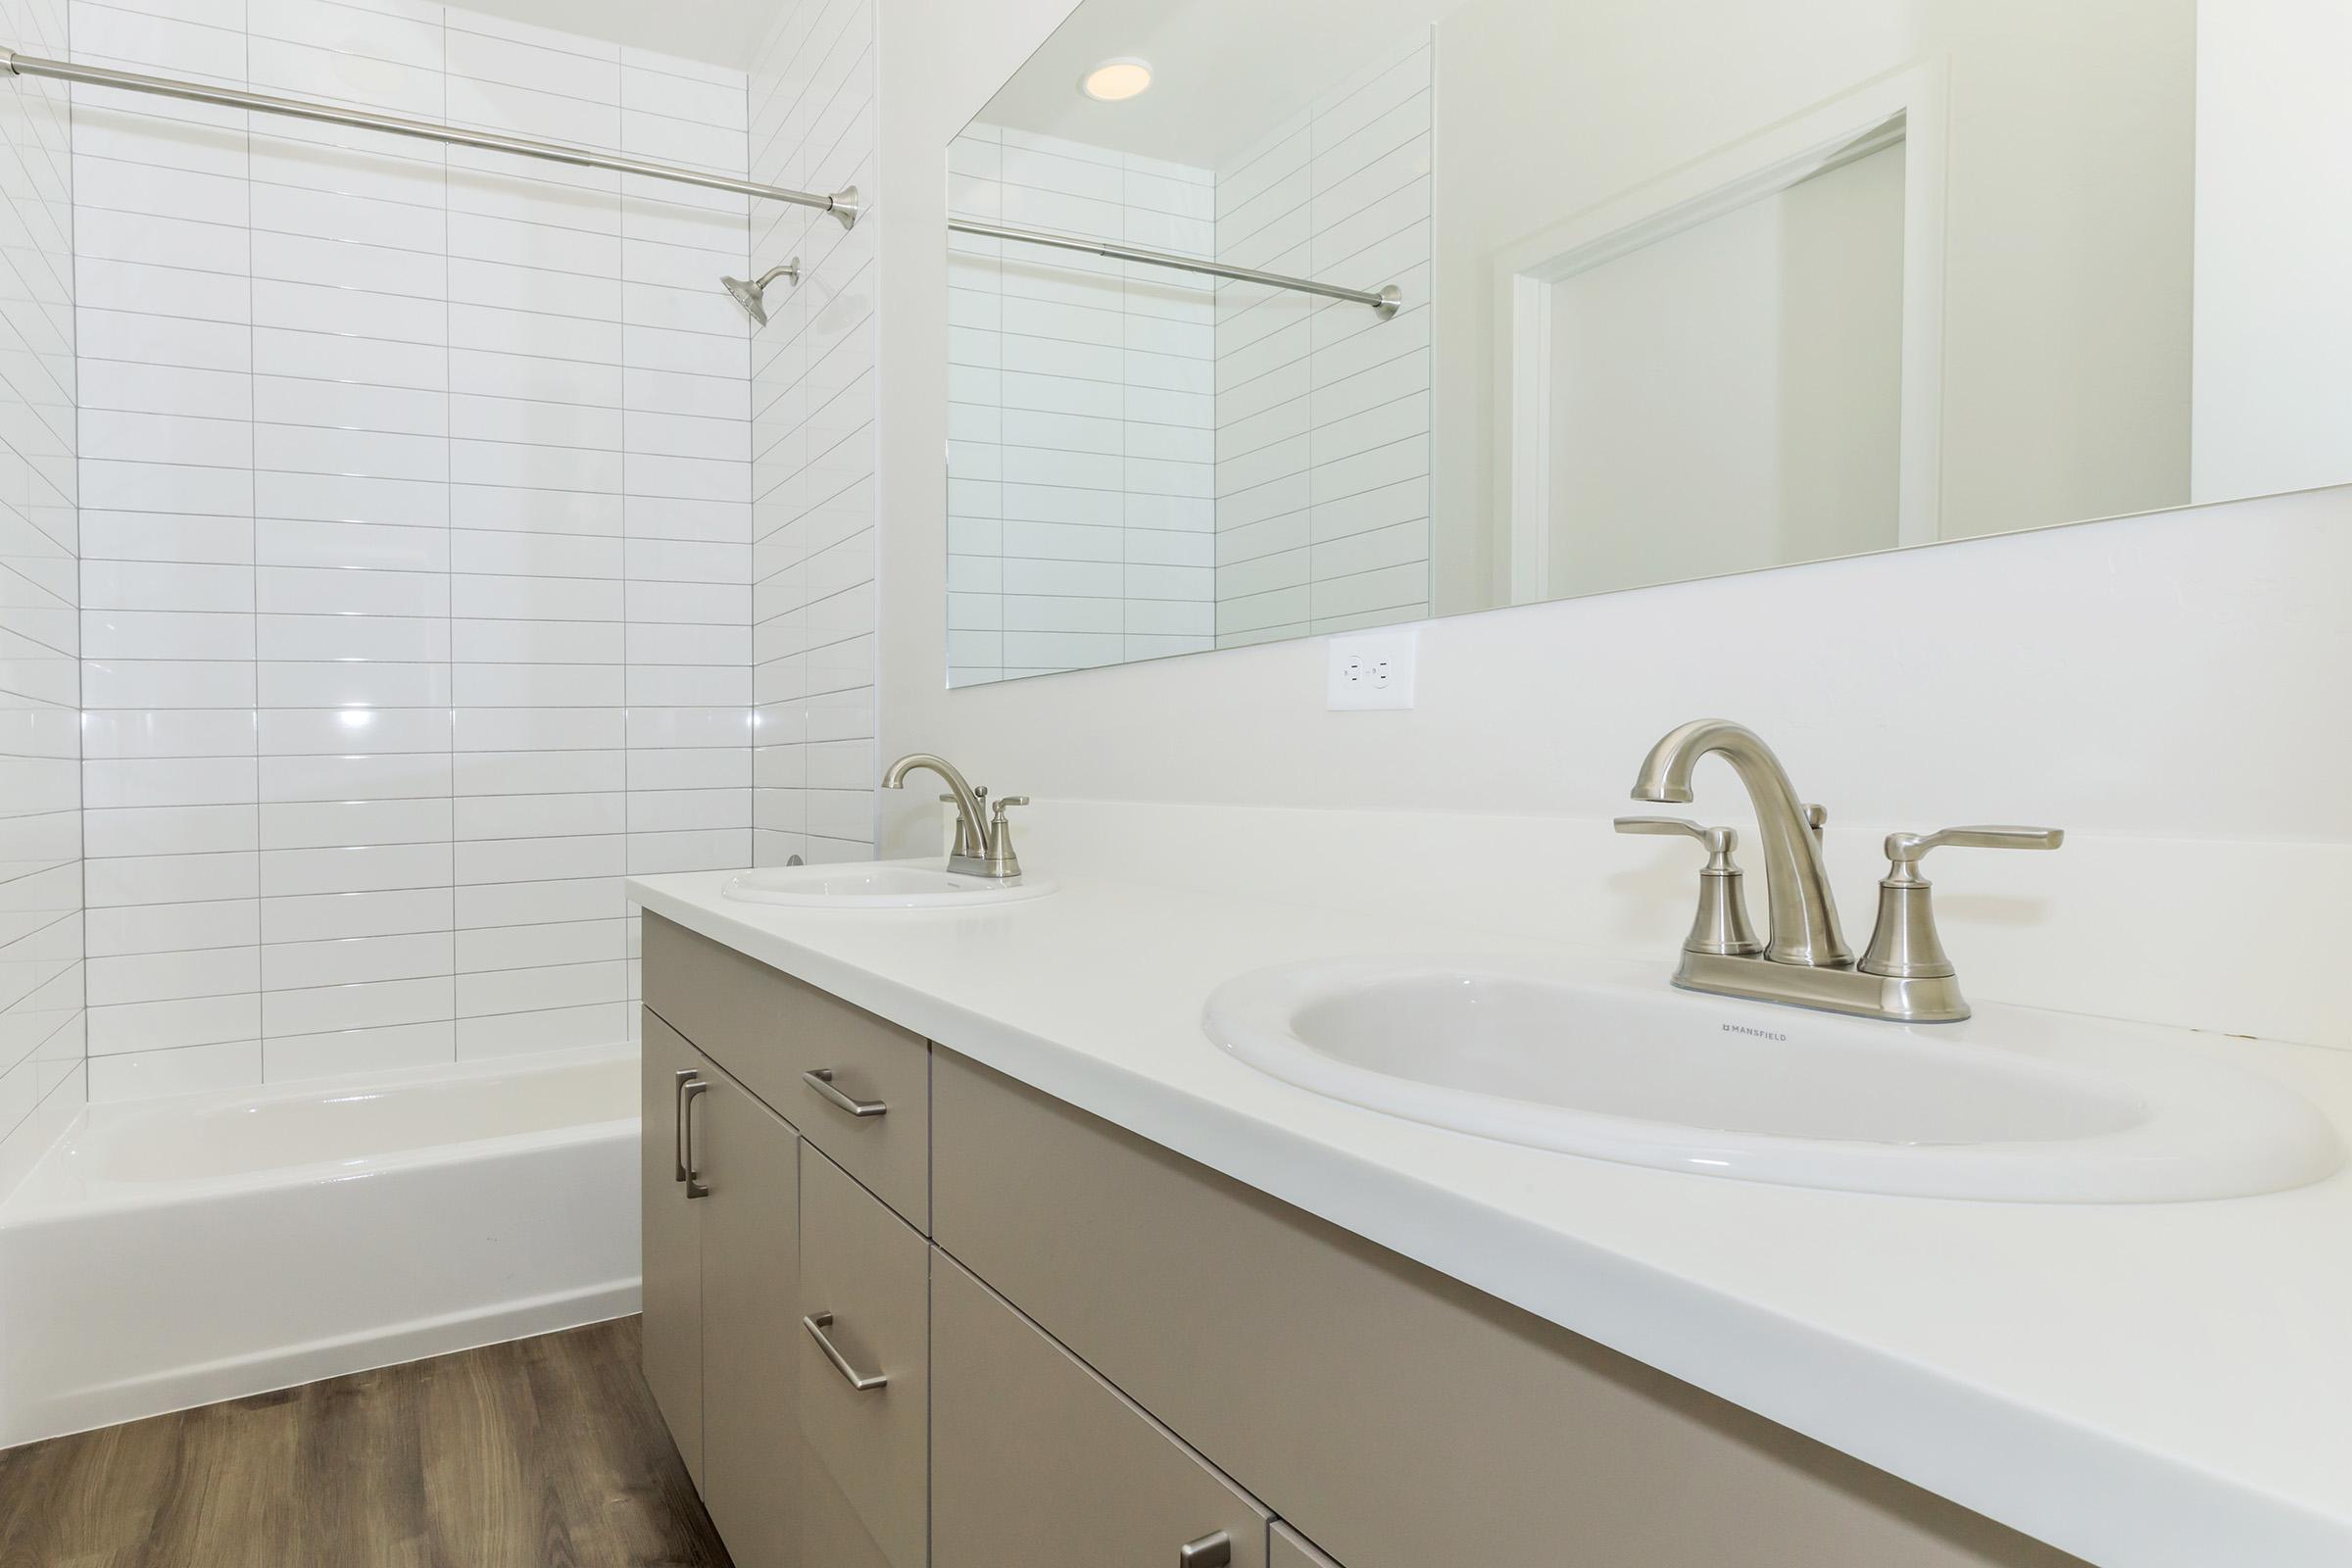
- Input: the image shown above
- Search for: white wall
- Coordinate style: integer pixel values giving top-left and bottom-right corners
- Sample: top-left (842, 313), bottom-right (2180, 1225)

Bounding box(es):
top-left (0, 0), bottom-right (80, 1191)
top-left (2191, 0), bottom-right (2352, 504)
top-left (70, 0), bottom-right (755, 1099)
top-left (1211, 33), bottom-right (1432, 646)
top-left (945, 126), bottom-right (1217, 683)
top-left (747, 0), bottom-right (879, 864)
top-left (876, 0), bottom-right (2351, 1048)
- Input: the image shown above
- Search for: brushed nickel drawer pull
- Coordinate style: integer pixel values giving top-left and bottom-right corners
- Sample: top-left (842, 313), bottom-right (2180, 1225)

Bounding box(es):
top-left (803, 1312), bottom-right (888, 1391)
top-left (803, 1067), bottom-right (887, 1118)
top-left (671, 1068), bottom-right (698, 1182)
top-left (1179, 1531), bottom-right (1232, 1567)
top-left (681, 1079), bottom-right (710, 1199)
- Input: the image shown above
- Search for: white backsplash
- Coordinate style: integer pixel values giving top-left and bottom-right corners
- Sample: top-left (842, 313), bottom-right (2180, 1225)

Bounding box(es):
top-left (995, 797), bottom-right (2344, 1050)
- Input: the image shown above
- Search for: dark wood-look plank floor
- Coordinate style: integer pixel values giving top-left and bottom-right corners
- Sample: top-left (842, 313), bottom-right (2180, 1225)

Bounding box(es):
top-left (0, 1316), bottom-right (731, 1568)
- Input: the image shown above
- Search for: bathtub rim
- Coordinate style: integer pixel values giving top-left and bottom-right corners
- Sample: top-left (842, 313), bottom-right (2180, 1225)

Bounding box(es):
top-left (0, 1040), bottom-right (639, 1226)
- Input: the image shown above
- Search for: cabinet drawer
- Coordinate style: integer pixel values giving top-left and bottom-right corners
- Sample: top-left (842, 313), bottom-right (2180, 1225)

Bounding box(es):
top-left (933, 1250), bottom-right (1269, 1568)
top-left (797, 1143), bottom-right (927, 1568)
top-left (644, 912), bottom-right (930, 1227)
top-left (933, 1050), bottom-right (2082, 1568)
top-left (1271, 1524), bottom-right (1342, 1568)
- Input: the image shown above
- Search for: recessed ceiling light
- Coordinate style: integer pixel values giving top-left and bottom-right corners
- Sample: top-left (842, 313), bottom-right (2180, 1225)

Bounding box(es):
top-left (1079, 58), bottom-right (1152, 102)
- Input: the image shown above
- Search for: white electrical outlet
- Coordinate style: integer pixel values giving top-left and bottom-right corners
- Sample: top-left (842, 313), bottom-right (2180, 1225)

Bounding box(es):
top-left (1326, 627), bottom-right (1418, 710)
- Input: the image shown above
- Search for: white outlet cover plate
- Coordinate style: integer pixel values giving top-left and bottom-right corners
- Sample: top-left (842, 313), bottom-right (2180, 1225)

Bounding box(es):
top-left (1326, 627), bottom-right (1419, 710)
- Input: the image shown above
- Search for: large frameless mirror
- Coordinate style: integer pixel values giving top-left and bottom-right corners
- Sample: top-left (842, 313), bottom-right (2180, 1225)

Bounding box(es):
top-left (944, 0), bottom-right (2350, 686)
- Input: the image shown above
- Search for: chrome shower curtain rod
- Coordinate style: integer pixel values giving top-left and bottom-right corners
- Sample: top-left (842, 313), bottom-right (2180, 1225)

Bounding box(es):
top-left (951, 218), bottom-right (1400, 316)
top-left (0, 46), bottom-right (859, 227)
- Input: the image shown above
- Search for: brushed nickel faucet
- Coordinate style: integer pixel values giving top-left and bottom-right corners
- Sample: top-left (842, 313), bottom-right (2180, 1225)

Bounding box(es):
top-left (880, 753), bottom-right (1028, 879)
top-left (1617, 720), bottom-right (2060, 1022)
top-left (1629, 719), bottom-right (1849, 968)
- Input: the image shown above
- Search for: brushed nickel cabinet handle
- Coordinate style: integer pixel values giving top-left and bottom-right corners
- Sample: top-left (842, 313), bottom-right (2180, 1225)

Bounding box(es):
top-left (1179, 1531), bottom-right (1232, 1567)
top-left (803, 1067), bottom-right (887, 1118)
top-left (803, 1312), bottom-right (888, 1391)
top-left (681, 1079), bottom-right (710, 1199)
top-left (671, 1068), bottom-right (696, 1183)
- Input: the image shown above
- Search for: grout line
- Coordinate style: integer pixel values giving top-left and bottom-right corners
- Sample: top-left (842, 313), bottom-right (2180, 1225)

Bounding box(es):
top-left (241, 3), bottom-right (263, 1078)
top-left (54, 0), bottom-right (778, 1082)
top-left (64, 0), bottom-right (93, 1122)
top-left (438, 2), bottom-right (457, 1072)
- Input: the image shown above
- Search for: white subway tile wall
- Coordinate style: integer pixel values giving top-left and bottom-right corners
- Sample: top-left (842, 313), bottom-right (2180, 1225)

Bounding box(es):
top-left (747, 0), bottom-right (877, 861)
top-left (70, 0), bottom-right (763, 1097)
top-left (1214, 33), bottom-right (1433, 647)
top-left (941, 35), bottom-right (1430, 686)
top-left (0, 0), bottom-right (82, 1190)
top-left (946, 127), bottom-right (1217, 685)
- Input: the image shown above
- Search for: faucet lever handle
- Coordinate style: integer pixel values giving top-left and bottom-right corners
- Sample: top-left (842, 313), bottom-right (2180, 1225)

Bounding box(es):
top-left (1613, 815), bottom-right (1736, 856)
top-left (1613, 818), bottom-right (1760, 956)
top-left (1862, 826), bottom-right (2063, 982)
top-left (1886, 825), bottom-right (2064, 865)
top-left (938, 794), bottom-right (978, 858)
top-left (983, 796), bottom-right (1029, 876)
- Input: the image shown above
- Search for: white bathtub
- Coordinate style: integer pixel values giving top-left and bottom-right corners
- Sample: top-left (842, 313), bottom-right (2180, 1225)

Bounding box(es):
top-left (0, 1043), bottom-right (640, 1448)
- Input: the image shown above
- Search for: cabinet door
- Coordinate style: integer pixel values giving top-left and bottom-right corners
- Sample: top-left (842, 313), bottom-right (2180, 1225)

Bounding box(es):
top-left (933, 1251), bottom-right (1269, 1568)
top-left (640, 1008), bottom-right (705, 1481)
top-left (700, 1068), bottom-right (803, 1568)
top-left (1272, 1524), bottom-right (1343, 1568)
top-left (797, 1145), bottom-right (928, 1568)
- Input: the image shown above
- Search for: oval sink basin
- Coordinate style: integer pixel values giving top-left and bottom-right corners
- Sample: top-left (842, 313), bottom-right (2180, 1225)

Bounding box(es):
top-left (1202, 956), bottom-right (2341, 1202)
top-left (721, 859), bottom-right (1058, 909)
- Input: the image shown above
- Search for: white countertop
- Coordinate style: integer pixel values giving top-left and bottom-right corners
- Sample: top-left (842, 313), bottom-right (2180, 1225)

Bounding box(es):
top-left (628, 865), bottom-right (2352, 1568)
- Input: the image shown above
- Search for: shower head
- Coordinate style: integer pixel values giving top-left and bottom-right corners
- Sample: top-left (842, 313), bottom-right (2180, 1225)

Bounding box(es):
top-left (720, 259), bottom-right (801, 327)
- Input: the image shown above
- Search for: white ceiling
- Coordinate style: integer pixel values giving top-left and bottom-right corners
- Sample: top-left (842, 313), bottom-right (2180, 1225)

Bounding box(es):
top-left (972, 0), bottom-right (1450, 171)
top-left (451, 0), bottom-right (777, 69)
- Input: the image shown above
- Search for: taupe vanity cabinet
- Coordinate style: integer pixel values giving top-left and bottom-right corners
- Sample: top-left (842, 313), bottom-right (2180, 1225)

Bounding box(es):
top-left (797, 1142), bottom-right (930, 1568)
top-left (931, 1251), bottom-right (1272, 1568)
top-left (1270, 1524), bottom-right (1343, 1568)
top-left (640, 912), bottom-right (2085, 1568)
top-left (641, 913), bottom-right (936, 1568)
top-left (640, 1007), bottom-right (803, 1566)
top-left (638, 1009), bottom-right (705, 1482)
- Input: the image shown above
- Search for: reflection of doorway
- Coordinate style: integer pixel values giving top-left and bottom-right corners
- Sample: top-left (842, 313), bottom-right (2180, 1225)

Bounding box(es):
top-left (1544, 140), bottom-right (1903, 598)
top-left (1495, 69), bottom-right (1947, 604)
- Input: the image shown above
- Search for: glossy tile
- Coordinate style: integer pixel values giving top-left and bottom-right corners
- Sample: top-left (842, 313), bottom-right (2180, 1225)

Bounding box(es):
top-left (53, 0), bottom-right (820, 1106)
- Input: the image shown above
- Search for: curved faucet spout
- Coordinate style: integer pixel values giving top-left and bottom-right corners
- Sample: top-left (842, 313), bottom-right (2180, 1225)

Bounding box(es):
top-left (881, 753), bottom-right (989, 864)
top-left (1631, 720), bottom-right (1851, 968)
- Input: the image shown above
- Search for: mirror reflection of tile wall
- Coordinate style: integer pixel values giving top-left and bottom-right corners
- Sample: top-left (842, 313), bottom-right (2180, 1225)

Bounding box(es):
top-left (946, 131), bottom-right (1219, 685)
top-left (946, 33), bottom-right (1433, 686)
